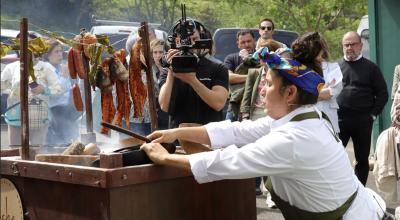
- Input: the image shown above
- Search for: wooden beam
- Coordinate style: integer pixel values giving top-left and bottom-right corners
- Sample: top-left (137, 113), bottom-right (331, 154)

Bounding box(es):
top-left (20, 17), bottom-right (29, 160)
top-left (139, 22), bottom-right (158, 132)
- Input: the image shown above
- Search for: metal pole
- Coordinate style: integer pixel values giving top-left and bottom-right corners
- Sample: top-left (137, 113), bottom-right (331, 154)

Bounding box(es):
top-left (20, 18), bottom-right (29, 160)
top-left (140, 22), bottom-right (158, 131)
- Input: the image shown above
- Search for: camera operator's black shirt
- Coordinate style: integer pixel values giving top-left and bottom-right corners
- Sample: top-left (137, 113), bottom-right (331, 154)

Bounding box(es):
top-left (159, 56), bottom-right (229, 127)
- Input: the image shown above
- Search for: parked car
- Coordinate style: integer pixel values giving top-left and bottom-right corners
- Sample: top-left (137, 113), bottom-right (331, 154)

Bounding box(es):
top-left (212, 28), bottom-right (299, 62)
top-left (90, 18), bottom-right (167, 51)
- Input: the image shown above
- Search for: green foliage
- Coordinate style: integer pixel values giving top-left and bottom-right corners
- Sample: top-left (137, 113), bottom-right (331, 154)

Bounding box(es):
top-left (0, 0), bottom-right (367, 59)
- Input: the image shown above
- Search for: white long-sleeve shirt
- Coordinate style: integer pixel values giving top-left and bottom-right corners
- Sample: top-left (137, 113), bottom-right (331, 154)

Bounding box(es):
top-left (1, 61), bottom-right (63, 106)
top-left (316, 61), bottom-right (343, 133)
top-left (47, 63), bottom-right (73, 108)
top-left (188, 105), bottom-right (382, 219)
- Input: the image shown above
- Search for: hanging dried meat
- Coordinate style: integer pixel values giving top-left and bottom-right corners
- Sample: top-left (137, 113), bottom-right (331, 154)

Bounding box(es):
top-left (100, 92), bottom-right (116, 134)
top-left (67, 48), bottom-right (84, 112)
top-left (98, 58), bottom-right (116, 134)
top-left (111, 49), bottom-right (129, 81)
top-left (112, 49), bottom-right (131, 128)
top-left (81, 32), bottom-right (97, 59)
top-left (114, 79), bottom-right (131, 128)
top-left (72, 49), bottom-right (86, 79)
top-left (95, 58), bottom-right (114, 93)
top-left (129, 39), bottom-right (147, 118)
top-left (67, 48), bottom-right (77, 79)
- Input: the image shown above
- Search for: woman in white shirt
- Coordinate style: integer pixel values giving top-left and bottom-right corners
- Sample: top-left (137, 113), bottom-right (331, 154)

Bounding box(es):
top-left (140, 44), bottom-right (383, 218)
top-left (313, 33), bottom-right (343, 133)
top-left (1, 59), bottom-right (63, 146)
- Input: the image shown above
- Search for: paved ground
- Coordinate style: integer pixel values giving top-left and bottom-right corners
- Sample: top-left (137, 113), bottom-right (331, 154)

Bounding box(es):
top-left (1, 124), bottom-right (399, 219)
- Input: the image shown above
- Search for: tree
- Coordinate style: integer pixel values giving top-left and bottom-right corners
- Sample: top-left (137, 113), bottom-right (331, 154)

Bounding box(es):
top-left (1, 0), bottom-right (367, 59)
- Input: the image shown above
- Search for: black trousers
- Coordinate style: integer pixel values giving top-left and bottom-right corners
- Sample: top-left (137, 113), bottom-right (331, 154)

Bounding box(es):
top-left (338, 115), bottom-right (373, 185)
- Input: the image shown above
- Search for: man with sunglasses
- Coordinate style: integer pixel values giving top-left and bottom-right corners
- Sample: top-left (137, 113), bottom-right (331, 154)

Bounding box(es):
top-left (257, 18), bottom-right (275, 49)
top-left (337, 31), bottom-right (388, 186)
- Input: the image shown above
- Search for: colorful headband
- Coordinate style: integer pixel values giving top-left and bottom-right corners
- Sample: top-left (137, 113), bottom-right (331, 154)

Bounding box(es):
top-left (252, 47), bottom-right (270, 61)
top-left (255, 47), bottom-right (325, 95)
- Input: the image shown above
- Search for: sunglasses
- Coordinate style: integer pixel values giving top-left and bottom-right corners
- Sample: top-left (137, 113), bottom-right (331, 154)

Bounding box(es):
top-left (260, 26), bottom-right (273, 31)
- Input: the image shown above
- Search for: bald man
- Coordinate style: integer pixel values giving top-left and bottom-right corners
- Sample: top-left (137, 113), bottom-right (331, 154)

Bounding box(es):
top-left (337, 31), bottom-right (388, 185)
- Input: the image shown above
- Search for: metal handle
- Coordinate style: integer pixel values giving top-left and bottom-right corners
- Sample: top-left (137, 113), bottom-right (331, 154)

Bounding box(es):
top-left (101, 122), bottom-right (151, 143)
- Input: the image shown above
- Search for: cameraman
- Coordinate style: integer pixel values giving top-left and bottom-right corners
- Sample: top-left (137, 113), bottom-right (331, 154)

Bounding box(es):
top-left (158, 20), bottom-right (229, 128)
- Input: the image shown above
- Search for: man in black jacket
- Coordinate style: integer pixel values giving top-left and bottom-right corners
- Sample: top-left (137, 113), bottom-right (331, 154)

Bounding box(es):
top-left (337, 31), bottom-right (388, 185)
top-left (223, 30), bottom-right (256, 121)
top-left (158, 20), bottom-right (229, 128)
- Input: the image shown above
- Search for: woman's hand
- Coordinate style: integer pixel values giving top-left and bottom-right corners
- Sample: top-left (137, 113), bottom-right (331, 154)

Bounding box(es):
top-left (140, 143), bottom-right (169, 165)
top-left (147, 129), bottom-right (179, 143)
top-left (317, 88), bottom-right (332, 101)
top-left (141, 142), bottom-right (191, 170)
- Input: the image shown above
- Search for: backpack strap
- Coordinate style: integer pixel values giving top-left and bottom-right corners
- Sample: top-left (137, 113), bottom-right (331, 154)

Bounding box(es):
top-left (290, 111), bottom-right (340, 142)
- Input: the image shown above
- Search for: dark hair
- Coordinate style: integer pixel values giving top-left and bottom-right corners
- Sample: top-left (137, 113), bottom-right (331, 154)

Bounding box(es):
top-left (276, 71), bottom-right (318, 105)
top-left (319, 36), bottom-right (330, 61)
top-left (291, 32), bottom-right (324, 75)
top-left (236, 29), bottom-right (255, 40)
top-left (192, 20), bottom-right (213, 55)
top-left (43, 39), bottom-right (62, 62)
top-left (259, 18), bottom-right (275, 30)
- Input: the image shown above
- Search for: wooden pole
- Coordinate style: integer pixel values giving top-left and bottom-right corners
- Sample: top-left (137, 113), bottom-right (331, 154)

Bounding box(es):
top-left (140, 22), bottom-right (158, 131)
top-left (20, 17), bottom-right (29, 160)
top-left (83, 60), bottom-right (93, 133)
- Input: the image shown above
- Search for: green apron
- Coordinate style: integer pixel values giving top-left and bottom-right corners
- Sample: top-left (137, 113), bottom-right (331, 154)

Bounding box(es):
top-left (265, 111), bottom-right (357, 220)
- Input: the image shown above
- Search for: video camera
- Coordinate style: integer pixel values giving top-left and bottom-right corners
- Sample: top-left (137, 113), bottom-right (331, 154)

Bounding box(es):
top-left (164, 4), bottom-right (212, 73)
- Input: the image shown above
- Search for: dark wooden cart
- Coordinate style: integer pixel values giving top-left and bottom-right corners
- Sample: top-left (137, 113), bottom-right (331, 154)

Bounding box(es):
top-left (1, 154), bottom-right (256, 220)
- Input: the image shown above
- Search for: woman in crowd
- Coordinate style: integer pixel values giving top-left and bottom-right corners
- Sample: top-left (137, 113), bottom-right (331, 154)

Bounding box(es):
top-left (44, 39), bottom-right (81, 145)
top-left (120, 34), bottom-right (161, 136)
top-left (150, 39), bottom-right (170, 130)
top-left (1, 34), bottom-right (63, 146)
top-left (299, 32), bottom-right (343, 133)
top-left (140, 37), bottom-right (383, 219)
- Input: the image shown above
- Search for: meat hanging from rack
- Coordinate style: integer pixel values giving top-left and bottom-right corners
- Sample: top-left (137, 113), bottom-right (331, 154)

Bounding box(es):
top-left (114, 79), bottom-right (131, 128)
top-left (99, 58), bottom-right (117, 134)
top-left (67, 48), bottom-right (84, 112)
top-left (72, 48), bottom-right (86, 79)
top-left (129, 39), bottom-right (147, 118)
top-left (100, 92), bottom-right (116, 134)
top-left (112, 49), bottom-right (131, 128)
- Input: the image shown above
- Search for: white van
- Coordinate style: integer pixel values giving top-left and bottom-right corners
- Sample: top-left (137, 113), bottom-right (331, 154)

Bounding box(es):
top-left (357, 15), bottom-right (369, 59)
top-left (90, 19), bottom-right (167, 51)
